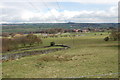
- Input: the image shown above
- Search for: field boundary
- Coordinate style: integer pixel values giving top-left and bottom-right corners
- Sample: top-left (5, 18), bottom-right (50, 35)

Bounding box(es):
top-left (1, 45), bottom-right (70, 61)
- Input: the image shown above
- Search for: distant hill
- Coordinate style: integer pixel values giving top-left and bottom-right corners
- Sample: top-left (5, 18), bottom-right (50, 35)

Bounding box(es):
top-left (2, 23), bottom-right (118, 33)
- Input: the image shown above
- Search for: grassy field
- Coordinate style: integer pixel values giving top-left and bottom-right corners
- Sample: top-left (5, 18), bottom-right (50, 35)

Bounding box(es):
top-left (2, 32), bottom-right (118, 78)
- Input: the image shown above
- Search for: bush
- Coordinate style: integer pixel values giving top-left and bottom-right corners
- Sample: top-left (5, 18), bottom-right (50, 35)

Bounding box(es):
top-left (109, 31), bottom-right (120, 41)
top-left (104, 37), bottom-right (109, 41)
top-left (50, 42), bottom-right (55, 46)
top-left (2, 38), bottom-right (18, 52)
top-left (26, 34), bottom-right (42, 46)
top-left (14, 36), bottom-right (28, 47)
top-left (2, 32), bottom-right (10, 37)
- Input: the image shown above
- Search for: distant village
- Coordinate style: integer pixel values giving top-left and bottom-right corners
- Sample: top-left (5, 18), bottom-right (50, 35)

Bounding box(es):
top-left (1, 26), bottom-right (117, 38)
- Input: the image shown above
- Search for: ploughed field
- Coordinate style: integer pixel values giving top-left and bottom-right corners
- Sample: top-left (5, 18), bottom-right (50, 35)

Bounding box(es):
top-left (2, 32), bottom-right (118, 78)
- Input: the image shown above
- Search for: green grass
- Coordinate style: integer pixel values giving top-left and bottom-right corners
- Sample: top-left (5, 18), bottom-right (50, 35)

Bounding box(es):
top-left (2, 32), bottom-right (118, 78)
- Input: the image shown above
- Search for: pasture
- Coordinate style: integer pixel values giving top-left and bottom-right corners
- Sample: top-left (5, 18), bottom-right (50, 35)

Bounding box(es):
top-left (2, 32), bottom-right (118, 78)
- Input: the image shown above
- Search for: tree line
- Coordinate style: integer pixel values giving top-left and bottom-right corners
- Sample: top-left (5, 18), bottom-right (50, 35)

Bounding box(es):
top-left (2, 34), bottom-right (42, 52)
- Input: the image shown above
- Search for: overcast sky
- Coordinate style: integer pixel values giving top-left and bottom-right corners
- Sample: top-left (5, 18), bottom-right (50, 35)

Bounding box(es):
top-left (0, 0), bottom-right (119, 23)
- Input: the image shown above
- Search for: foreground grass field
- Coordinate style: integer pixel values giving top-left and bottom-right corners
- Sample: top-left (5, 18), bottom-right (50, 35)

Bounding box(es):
top-left (2, 32), bottom-right (118, 78)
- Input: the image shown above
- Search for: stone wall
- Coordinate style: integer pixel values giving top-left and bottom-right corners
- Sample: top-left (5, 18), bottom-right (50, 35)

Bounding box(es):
top-left (1, 47), bottom-right (69, 61)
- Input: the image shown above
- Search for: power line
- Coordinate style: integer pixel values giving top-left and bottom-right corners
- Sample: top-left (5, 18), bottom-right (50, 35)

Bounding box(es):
top-left (28, 0), bottom-right (69, 23)
top-left (28, 0), bottom-right (57, 23)
top-left (27, 0), bottom-right (55, 34)
top-left (41, 0), bottom-right (59, 23)
top-left (55, 0), bottom-right (68, 23)
top-left (28, 1), bottom-right (39, 12)
top-left (27, 1), bottom-right (47, 23)
top-left (28, 0), bottom-right (68, 23)
top-left (56, 0), bottom-right (61, 11)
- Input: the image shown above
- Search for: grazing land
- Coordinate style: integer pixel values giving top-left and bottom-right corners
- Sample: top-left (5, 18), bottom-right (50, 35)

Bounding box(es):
top-left (2, 32), bottom-right (118, 78)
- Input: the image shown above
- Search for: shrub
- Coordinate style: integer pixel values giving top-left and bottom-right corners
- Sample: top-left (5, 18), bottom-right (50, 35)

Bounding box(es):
top-left (50, 42), bottom-right (55, 46)
top-left (109, 31), bottom-right (120, 41)
top-left (104, 37), bottom-right (109, 41)
top-left (2, 32), bottom-right (10, 37)
top-left (9, 33), bottom-right (16, 37)
top-left (14, 36), bottom-right (28, 47)
top-left (26, 34), bottom-right (42, 46)
top-left (2, 38), bottom-right (18, 52)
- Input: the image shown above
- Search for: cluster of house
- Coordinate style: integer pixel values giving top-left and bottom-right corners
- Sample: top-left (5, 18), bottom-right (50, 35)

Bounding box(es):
top-left (1, 27), bottom-right (107, 38)
top-left (73, 28), bottom-right (105, 33)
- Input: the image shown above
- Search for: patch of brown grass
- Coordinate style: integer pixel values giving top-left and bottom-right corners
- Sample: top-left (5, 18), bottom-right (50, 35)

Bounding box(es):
top-left (38, 55), bottom-right (74, 62)
top-left (37, 53), bottom-right (92, 62)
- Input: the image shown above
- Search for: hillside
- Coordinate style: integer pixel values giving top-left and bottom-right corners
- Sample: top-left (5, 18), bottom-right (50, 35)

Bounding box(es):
top-left (2, 23), bottom-right (118, 33)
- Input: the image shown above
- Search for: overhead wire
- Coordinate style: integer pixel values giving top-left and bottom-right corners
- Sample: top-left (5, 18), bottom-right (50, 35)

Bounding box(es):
top-left (27, 0), bottom-right (47, 23)
top-left (55, 0), bottom-right (68, 23)
top-left (41, 0), bottom-right (59, 23)
top-left (27, 0), bottom-right (52, 35)
top-left (28, 0), bottom-right (68, 23)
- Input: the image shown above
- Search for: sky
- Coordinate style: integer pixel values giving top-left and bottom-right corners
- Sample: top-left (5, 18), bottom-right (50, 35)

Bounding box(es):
top-left (0, 0), bottom-right (119, 23)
